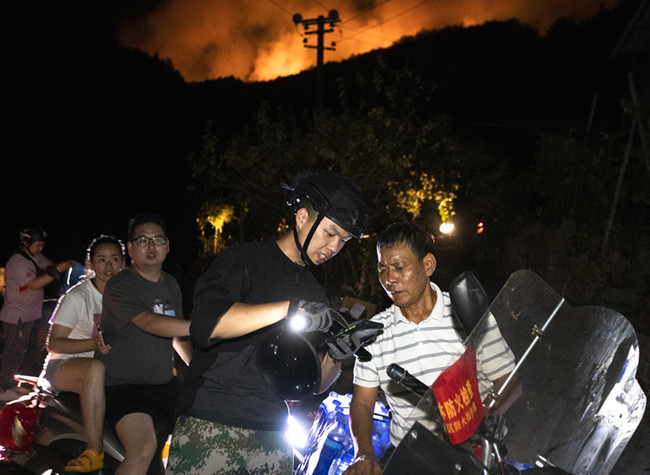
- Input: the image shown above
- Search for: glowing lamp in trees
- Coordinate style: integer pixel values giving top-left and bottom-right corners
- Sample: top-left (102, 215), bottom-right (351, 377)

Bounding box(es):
top-left (440, 221), bottom-right (455, 234)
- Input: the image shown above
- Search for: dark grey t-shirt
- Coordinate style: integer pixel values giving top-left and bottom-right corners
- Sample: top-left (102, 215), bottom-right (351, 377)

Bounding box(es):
top-left (98, 267), bottom-right (184, 387)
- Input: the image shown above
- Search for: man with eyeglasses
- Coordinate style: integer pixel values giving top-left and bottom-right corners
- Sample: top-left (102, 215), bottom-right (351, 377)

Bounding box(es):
top-left (98, 212), bottom-right (192, 475)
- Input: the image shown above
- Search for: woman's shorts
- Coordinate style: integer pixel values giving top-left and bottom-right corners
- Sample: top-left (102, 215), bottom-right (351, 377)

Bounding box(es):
top-left (39, 358), bottom-right (68, 392)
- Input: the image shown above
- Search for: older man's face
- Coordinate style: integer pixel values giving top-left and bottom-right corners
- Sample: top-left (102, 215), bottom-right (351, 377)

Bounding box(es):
top-left (377, 242), bottom-right (435, 309)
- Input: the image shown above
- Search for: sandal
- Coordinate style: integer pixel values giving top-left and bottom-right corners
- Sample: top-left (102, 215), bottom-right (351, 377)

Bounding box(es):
top-left (64, 448), bottom-right (104, 473)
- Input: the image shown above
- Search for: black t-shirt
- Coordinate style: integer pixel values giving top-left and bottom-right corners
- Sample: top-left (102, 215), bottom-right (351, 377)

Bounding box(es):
top-left (179, 240), bottom-right (327, 430)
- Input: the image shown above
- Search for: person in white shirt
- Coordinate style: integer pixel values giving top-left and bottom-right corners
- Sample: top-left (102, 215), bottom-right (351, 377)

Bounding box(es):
top-left (347, 221), bottom-right (516, 475)
top-left (40, 235), bottom-right (125, 472)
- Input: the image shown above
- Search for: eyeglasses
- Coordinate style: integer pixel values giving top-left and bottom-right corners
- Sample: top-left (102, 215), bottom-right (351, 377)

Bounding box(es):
top-left (131, 235), bottom-right (168, 247)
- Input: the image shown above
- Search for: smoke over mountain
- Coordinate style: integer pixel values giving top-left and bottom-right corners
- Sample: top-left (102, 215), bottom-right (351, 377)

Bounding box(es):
top-left (118, 0), bottom-right (620, 82)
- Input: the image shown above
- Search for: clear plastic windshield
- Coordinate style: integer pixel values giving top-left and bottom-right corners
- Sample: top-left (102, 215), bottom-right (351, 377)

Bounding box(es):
top-left (392, 270), bottom-right (646, 475)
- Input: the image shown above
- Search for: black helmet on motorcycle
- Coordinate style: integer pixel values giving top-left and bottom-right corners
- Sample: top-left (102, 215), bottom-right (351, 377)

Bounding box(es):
top-left (19, 226), bottom-right (48, 245)
top-left (284, 171), bottom-right (368, 266)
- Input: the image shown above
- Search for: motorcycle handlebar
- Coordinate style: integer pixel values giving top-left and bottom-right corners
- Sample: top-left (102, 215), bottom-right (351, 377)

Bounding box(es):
top-left (386, 364), bottom-right (429, 397)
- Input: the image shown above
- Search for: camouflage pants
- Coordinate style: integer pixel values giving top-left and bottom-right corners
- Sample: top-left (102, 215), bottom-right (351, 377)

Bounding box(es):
top-left (165, 415), bottom-right (293, 475)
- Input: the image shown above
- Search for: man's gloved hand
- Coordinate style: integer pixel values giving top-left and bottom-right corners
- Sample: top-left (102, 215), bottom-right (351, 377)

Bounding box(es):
top-left (326, 320), bottom-right (384, 361)
top-left (287, 300), bottom-right (339, 333)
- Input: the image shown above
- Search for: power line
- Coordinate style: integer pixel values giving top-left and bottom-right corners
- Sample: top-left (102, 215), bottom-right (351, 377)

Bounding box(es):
top-left (338, 0), bottom-right (432, 44)
top-left (340, 0), bottom-right (395, 25)
top-left (309, 0), bottom-right (330, 13)
top-left (339, 24), bottom-right (394, 45)
top-left (265, 0), bottom-right (294, 17)
top-left (336, 30), bottom-right (389, 49)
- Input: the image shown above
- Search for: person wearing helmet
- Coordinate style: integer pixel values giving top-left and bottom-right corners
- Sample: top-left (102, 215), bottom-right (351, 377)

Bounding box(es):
top-left (0, 227), bottom-right (73, 402)
top-left (166, 171), bottom-right (377, 475)
top-left (283, 170), bottom-right (367, 266)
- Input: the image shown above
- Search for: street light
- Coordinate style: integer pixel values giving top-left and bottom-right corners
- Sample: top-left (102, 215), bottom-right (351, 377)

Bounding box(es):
top-left (440, 221), bottom-right (455, 234)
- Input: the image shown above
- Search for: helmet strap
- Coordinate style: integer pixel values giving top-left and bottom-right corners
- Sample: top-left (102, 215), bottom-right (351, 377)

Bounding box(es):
top-left (293, 213), bottom-right (324, 267)
top-left (21, 240), bottom-right (32, 254)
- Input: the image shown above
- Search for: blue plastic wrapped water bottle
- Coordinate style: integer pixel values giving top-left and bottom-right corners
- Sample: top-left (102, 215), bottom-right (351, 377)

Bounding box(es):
top-left (371, 402), bottom-right (391, 459)
top-left (296, 392), bottom-right (391, 475)
top-left (312, 412), bottom-right (351, 475)
top-left (328, 445), bottom-right (355, 475)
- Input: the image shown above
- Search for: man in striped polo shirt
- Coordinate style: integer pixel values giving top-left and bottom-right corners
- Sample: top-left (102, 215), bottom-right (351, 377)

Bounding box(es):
top-left (347, 221), bottom-right (516, 475)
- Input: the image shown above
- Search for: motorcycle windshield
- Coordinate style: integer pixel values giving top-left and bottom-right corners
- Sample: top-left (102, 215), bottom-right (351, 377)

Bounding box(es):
top-left (407, 269), bottom-right (646, 474)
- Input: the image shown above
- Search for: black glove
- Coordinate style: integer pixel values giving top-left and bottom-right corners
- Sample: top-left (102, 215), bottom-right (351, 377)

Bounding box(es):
top-left (287, 300), bottom-right (338, 333)
top-left (326, 320), bottom-right (384, 361)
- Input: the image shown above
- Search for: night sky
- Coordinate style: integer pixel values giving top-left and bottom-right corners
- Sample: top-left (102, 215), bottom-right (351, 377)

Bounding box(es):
top-left (0, 0), bottom-right (628, 268)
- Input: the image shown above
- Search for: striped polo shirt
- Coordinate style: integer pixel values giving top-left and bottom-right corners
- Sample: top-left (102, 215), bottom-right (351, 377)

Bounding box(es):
top-left (353, 282), bottom-right (515, 446)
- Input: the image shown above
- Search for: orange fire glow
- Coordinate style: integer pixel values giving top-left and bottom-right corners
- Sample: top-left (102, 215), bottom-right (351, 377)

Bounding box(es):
top-left (117, 0), bottom-right (621, 83)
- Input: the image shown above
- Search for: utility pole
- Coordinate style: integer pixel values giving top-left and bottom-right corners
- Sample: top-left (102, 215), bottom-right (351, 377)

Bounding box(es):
top-left (293, 10), bottom-right (341, 112)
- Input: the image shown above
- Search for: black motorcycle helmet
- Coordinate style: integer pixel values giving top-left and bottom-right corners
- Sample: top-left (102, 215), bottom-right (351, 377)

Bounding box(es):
top-left (284, 170), bottom-right (368, 266)
top-left (259, 314), bottom-right (350, 400)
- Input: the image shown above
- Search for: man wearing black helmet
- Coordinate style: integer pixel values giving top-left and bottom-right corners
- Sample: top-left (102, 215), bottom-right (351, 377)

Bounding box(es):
top-left (166, 171), bottom-right (379, 475)
top-left (0, 227), bottom-right (72, 401)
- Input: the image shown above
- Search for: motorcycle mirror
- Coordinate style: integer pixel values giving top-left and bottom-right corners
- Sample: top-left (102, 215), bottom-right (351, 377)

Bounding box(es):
top-left (449, 271), bottom-right (489, 340)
